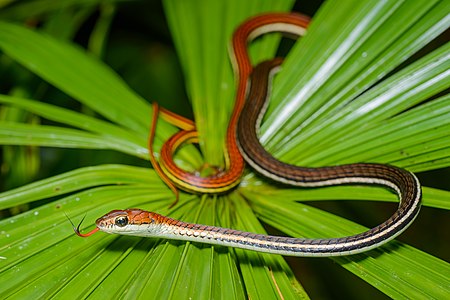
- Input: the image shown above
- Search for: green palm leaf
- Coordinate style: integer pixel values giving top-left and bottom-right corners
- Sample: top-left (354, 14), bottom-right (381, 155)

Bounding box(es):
top-left (0, 0), bottom-right (449, 298)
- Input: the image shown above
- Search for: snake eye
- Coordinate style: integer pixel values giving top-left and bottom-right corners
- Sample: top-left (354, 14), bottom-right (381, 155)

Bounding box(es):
top-left (115, 216), bottom-right (128, 227)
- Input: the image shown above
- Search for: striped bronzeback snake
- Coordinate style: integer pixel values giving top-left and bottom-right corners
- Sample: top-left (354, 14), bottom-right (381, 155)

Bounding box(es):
top-left (72, 13), bottom-right (421, 256)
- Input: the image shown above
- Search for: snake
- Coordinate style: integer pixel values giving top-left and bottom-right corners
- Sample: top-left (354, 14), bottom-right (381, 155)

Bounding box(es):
top-left (72, 13), bottom-right (422, 256)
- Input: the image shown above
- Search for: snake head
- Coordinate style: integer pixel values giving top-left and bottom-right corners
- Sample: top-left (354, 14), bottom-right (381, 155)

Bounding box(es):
top-left (95, 209), bottom-right (162, 236)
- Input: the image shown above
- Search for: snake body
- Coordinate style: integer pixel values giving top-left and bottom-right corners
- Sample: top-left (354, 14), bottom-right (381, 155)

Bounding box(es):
top-left (75, 13), bottom-right (422, 256)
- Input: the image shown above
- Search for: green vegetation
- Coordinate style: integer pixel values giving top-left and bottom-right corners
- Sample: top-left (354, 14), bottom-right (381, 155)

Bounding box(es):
top-left (0, 0), bottom-right (449, 298)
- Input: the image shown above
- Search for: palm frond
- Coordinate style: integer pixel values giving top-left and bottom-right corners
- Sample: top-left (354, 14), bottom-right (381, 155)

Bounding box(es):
top-left (0, 0), bottom-right (448, 298)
